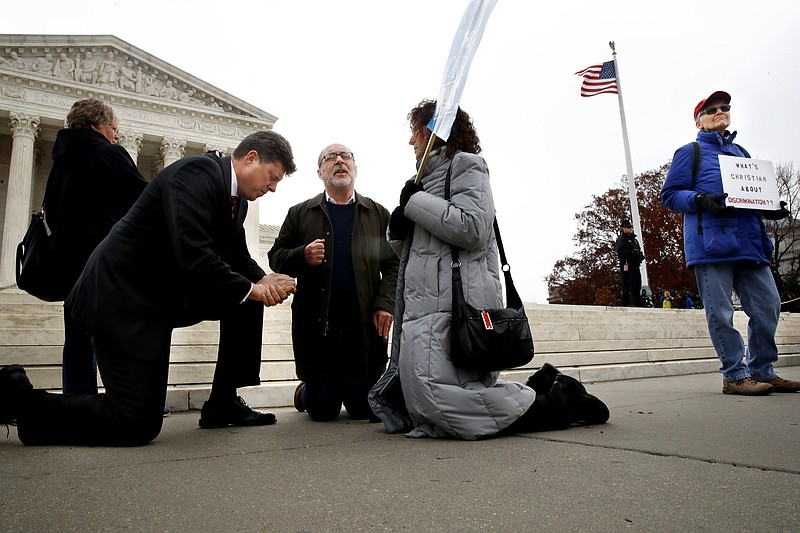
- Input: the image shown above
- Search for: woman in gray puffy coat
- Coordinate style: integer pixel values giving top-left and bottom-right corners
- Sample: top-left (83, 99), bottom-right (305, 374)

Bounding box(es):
top-left (368, 100), bottom-right (609, 439)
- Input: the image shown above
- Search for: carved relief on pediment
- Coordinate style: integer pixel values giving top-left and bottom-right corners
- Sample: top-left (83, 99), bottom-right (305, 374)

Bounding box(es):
top-left (0, 45), bottom-right (247, 117)
top-left (0, 83), bottom-right (26, 99)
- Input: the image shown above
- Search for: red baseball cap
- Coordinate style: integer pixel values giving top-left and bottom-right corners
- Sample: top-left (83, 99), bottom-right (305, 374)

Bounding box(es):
top-left (694, 90), bottom-right (731, 121)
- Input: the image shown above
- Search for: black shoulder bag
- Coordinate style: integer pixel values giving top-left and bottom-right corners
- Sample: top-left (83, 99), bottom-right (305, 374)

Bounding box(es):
top-left (16, 205), bottom-right (65, 302)
top-left (446, 164), bottom-right (534, 372)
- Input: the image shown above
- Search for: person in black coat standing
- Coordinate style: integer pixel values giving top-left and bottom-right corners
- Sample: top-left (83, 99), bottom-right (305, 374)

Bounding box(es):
top-left (615, 220), bottom-right (645, 306)
top-left (42, 98), bottom-right (147, 395)
top-left (1, 131), bottom-right (298, 446)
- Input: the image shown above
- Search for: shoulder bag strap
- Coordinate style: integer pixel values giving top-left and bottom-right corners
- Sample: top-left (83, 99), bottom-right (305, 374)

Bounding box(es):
top-left (446, 160), bottom-right (523, 309)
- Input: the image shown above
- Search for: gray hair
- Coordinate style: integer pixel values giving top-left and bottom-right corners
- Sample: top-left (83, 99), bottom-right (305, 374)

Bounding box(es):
top-left (66, 98), bottom-right (116, 130)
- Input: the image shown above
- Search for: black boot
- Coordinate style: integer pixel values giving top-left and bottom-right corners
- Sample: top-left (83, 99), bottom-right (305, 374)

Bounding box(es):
top-left (525, 363), bottom-right (561, 394)
top-left (505, 393), bottom-right (571, 433)
top-left (554, 373), bottom-right (586, 392)
top-left (550, 374), bottom-right (609, 426)
top-left (0, 364), bottom-right (33, 424)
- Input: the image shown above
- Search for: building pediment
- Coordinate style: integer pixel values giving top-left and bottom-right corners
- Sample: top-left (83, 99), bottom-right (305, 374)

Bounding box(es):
top-left (0, 34), bottom-right (277, 128)
top-left (0, 33), bottom-right (277, 289)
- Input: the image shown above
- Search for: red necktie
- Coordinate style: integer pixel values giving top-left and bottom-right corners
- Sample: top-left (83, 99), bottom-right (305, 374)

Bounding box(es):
top-left (231, 196), bottom-right (238, 220)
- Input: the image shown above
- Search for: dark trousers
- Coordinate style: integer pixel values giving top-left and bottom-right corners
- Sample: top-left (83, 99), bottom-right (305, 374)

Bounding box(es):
top-left (61, 312), bottom-right (98, 395)
top-left (17, 300), bottom-right (264, 446)
top-left (621, 264), bottom-right (642, 306)
top-left (301, 326), bottom-right (376, 422)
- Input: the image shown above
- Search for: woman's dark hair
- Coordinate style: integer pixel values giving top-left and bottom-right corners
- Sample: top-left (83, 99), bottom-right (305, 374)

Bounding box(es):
top-left (407, 99), bottom-right (481, 159)
top-left (66, 98), bottom-right (115, 130)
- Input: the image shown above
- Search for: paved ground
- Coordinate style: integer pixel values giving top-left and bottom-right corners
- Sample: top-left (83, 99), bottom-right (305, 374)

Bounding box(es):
top-left (1, 368), bottom-right (799, 532)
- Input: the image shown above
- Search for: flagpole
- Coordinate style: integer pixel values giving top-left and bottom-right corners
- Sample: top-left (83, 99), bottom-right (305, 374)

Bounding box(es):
top-left (610, 41), bottom-right (649, 291)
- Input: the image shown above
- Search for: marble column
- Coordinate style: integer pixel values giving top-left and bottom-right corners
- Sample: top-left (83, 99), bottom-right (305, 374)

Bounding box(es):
top-left (1, 112), bottom-right (40, 287)
top-left (118, 129), bottom-right (143, 165)
top-left (202, 144), bottom-right (227, 156)
top-left (244, 199), bottom-right (261, 268)
top-left (160, 137), bottom-right (186, 168)
top-left (151, 153), bottom-right (165, 176)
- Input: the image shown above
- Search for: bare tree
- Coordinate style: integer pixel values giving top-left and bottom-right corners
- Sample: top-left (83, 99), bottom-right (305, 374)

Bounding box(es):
top-left (768, 162), bottom-right (800, 272)
top-left (767, 162), bottom-right (800, 304)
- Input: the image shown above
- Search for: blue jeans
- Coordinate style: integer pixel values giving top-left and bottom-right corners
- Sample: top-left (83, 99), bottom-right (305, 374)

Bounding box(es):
top-left (62, 312), bottom-right (98, 395)
top-left (694, 262), bottom-right (780, 382)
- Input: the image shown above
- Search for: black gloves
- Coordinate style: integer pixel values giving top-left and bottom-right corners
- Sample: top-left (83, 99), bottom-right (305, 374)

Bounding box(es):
top-left (388, 205), bottom-right (414, 240)
top-left (695, 193), bottom-right (791, 220)
top-left (762, 201), bottom-right (791, 221)
top-left (695, 192), bottom-right (736, 216)
top-left (399, 179), bottom-right (423, 209)
top-left (389, 179), bottom-right (424, 240)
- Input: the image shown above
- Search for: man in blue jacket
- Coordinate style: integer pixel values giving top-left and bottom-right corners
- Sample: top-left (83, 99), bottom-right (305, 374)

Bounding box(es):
top-left (661, 90), bottom-right (799, 396)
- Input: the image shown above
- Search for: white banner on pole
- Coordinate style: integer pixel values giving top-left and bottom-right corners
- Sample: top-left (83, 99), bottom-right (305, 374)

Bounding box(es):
top-left (427, 0), bottom-right (497, 141)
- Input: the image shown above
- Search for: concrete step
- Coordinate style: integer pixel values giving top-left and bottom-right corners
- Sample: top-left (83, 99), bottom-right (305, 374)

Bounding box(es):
top-left (2, 288), bottom-right (798, 410)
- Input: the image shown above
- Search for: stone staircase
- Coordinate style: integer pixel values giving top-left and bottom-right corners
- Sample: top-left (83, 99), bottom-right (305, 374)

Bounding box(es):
top-left (0, 288), bottom-right (798, 411)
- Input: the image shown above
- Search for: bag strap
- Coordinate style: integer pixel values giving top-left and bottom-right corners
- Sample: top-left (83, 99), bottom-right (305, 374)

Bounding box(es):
top-left (445, 160), bottom-right (523, 309)
top-left (690, 142), bottom-right (701, 182)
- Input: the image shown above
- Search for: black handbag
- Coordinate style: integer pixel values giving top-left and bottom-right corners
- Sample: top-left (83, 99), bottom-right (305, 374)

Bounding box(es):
top-left (16, 208), bottom-right (66, 302)
top-left (445, 164), bottom-right (534, 372)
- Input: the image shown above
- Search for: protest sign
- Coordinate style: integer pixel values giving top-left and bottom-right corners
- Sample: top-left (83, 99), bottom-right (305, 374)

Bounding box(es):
top-left (719, 155), bottom-right (780, 210)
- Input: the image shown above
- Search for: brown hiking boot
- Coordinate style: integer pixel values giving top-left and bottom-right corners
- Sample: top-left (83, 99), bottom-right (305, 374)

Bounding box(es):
top-left (760, 376), bottom-right (800, 393)
top-left (722, 377), bottom-right (773, 396)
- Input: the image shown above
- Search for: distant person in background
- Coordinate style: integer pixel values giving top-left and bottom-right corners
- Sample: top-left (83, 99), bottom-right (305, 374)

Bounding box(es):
top-left (42, 98), bottom-right (147, 395)
top-left (639, 289), bottom-right (653, 308)
top-left (615, 220), bottom-right (644, 306)
top-left (660, 89), bottom-right (799, 396)
top-left (661, 290), bottom-right (673, 309)
top-left (675, 291), bottom-right (686, 310)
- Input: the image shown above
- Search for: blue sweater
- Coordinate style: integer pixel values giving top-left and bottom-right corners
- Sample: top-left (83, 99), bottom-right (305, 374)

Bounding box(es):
top-left (660, 130), bottom-right (773, 267)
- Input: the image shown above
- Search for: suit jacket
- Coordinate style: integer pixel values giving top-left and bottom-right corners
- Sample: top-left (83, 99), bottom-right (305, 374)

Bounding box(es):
top-left (43, 128), bottom-right (147, 297)
top-left (66, 152), bottom-right (266, 358)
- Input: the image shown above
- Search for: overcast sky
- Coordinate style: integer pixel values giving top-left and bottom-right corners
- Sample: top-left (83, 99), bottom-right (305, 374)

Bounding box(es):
top-left (4, 1), bottom-right (799, 303)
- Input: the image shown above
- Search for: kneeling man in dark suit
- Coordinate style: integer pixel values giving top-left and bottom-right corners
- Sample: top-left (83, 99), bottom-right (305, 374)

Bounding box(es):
top-left (0, 131), bottom-right (297, 446)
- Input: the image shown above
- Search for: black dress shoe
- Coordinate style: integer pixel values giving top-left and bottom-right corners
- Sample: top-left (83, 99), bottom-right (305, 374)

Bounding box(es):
top-left (0, 364), bottom-right (33, 424)
top-left (198, 396), bottom-right (277, 429)
top-left (526, 363), bottom-right (561, 394)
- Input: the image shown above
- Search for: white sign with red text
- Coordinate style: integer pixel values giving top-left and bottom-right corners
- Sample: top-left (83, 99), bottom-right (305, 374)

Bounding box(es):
top-left (719, 155), bottom-right (780, 210)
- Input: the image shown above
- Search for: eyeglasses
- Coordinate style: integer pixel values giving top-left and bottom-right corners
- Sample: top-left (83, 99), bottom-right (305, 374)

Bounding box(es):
top-left (702, 104), bottom-right (731, 117)
top-left (320, 151), bottom-right (354, 164)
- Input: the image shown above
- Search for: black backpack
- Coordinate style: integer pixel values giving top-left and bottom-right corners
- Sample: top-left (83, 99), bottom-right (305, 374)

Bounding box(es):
top-left (689, 141), bottom-right (746, 180)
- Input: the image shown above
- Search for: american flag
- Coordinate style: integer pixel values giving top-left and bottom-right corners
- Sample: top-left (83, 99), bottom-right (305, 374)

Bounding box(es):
top-left (575, 61), bottom-right (618, 97)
